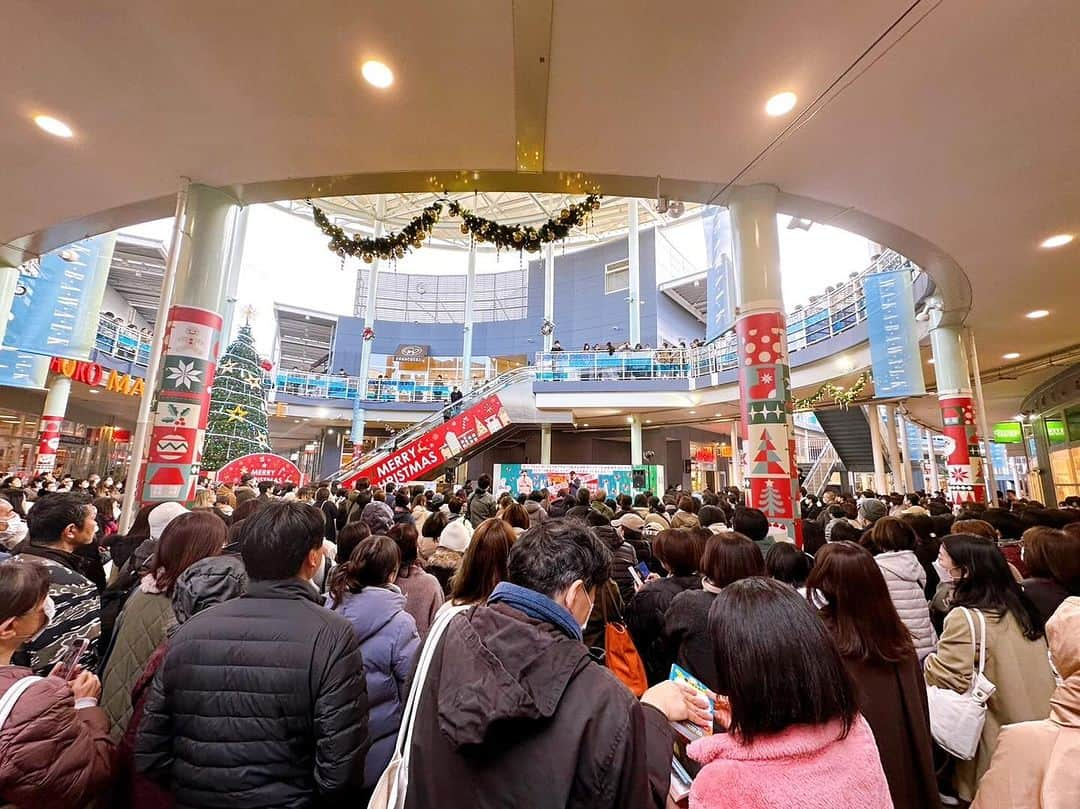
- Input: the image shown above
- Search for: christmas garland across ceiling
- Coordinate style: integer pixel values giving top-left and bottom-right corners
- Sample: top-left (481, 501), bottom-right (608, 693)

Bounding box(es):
top-left (793, 371), bottom-right (872, 411)
top-left (312, 194), bottom-right (603, 263)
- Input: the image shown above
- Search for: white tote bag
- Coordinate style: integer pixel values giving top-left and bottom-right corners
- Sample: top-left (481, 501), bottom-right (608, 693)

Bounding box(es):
top-left (926, 607), bottom-right (997, 760)
top-left (367, 604), bottom-right (470, 809)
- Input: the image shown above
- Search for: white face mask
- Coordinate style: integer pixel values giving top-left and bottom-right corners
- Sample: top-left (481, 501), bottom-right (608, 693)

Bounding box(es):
top-left (933, 559), bottom-right (954, 584)
top-left (28, 595), bottom-right (56, 642)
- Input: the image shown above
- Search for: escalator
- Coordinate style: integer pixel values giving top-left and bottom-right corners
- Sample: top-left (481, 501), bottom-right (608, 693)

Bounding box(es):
top-left (333, 366), bottom-right (564, 488)
top-left (813, 407), bottom-right (887, 474)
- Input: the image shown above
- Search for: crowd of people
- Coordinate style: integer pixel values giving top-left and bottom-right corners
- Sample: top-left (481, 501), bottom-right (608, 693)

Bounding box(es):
top-left (0, 470), bottom-right (1078, 808)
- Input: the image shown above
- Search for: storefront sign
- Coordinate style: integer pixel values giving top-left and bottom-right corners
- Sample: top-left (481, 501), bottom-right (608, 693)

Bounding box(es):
top-left (49, 357), bottom-right (145, 396)
top-left (393, 344), bottom-right (430, 362)
top-left (215, 452), bottom-right (304, 486)
top-left (342, 394), bottom-right (511, 488)
top-left (1046, 419), bottom-right (1067, 443)
top-left (4, 234), bottom-right (116, 361)
top-left (991, 421), bottom-right (1024, 444)
top-left (862, 269), bottom-right (926, 398)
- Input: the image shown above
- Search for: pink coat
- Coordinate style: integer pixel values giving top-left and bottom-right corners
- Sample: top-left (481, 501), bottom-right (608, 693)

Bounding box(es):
top-left (688, 715), bottom-right (893, 809)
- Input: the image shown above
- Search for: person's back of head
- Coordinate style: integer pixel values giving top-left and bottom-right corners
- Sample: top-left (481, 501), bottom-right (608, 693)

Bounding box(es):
top-left (149, 511), bottom-right (226, 593)
top-left (506, 520), bottom-right (611, 605)
top-left (765, 542), bottom-right (814, 588)
top-left (315, 487), bottom-right (331, 503)
top-left (422, 510), bottom-right (448, 541)
top-left (702, 532), bottom-right (765, 588)
top-left (732, 507), bottom-right (769, 544)
top-left (328, 536), bottom-right (400, 605)
top-left (653, 528), bottom-right (705, 577)
top-left (387, 522), bottom-right (419, 570)
top-left (451, 518), bottom-right (516, 604)
top-left (825, 519), bottom-right (861, 544)
top-left (26, 491), bottom-right (93, 544)
top-left (576, 487), bottom-right (591, 506)
top-left (708, 577), bottom-right (858, 743)
top-left (980, 508), bottom-right (1023, 540)
top-left (868, 516), bottom-right (917, 554)
top-left (807, 541), bottom-right (915, 664)
top-left (240, 501), bottom-right (325, 581)
top-left (1023, 526), bottom-right (1080, 593)
top-left (698, 505), bottom-right (727, 530)
top-left (503, 503), bottom-right (530, 531)
top-left (336, 521), bottom-right (372, 565)
top-left (477, 474), bottom-right (491, 493)
top-left (258, 480), bottom-right (274, 495)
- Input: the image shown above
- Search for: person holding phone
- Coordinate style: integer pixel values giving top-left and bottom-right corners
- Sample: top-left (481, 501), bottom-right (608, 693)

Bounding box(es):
top-left (0, 560), bottom-right (115, 807)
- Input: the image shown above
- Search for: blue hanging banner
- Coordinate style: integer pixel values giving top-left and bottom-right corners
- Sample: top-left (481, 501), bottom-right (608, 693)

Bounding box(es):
top-left (905, 420), bottom-right (926, 491)
top-left (702, 206), bottom-right (736, 342)
top-left (0, 348), bottom-right (50, 389)
top-left (3, 233), bottom-right (117, 361)
top-left (862, 269), bottom-right (925, 398)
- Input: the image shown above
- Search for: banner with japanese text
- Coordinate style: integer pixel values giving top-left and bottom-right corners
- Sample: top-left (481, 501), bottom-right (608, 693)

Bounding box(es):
top-left (862, 269), bottom-right (925, 398)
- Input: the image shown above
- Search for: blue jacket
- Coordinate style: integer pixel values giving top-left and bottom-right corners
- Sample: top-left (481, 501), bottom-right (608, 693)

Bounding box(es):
top-left (328, 585), bottom-right (420, 786)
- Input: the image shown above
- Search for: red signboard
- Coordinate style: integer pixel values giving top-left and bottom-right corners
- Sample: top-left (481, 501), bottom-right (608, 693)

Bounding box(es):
top-left (215, 452), bottom-right (304, 486)
top-left (342, 394), bottom-right (511, 488)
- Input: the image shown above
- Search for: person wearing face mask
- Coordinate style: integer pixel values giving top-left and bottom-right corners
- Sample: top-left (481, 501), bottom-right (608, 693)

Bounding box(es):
top-left (11, 493), bottom-right (102, 673)
top-left (400, 519), bottom-right (713, 809)
top-left (0, 560), bottom-right (115, 807)
top-left (0, 496), bottom-right (28, 552)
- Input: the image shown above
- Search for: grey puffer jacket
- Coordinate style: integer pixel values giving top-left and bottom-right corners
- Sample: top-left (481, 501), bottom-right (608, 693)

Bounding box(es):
top-left (876, 550), bottom-right (938, 660)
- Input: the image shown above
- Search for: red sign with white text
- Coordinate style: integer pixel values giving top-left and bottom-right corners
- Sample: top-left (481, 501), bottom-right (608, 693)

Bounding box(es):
top-left (342, 394), bottom-right (511, 488)
top-left (215, 452), bottom-right (304, 486)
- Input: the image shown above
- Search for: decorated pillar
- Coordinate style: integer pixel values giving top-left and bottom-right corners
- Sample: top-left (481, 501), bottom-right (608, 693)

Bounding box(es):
top-left (35, 376), bottom-right (72, 474)
top-left (140, 184), bottom-right (237, 505)
top-left (730, 185), bottom-right (801, 543)
top-left (929, 319), bottom-right (986, 504)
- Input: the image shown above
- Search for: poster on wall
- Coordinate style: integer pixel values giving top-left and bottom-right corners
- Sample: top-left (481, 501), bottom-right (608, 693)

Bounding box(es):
top-left (3, 234), bottom-right (117, 361)
top-left (862, 269), bottom-right (926, 398)
top-left (493, 463), bottom-right (663, 498)
top-left (341, 394), bottom-right (511, 488)
top-left (702, 206), bottom-right (736, 342)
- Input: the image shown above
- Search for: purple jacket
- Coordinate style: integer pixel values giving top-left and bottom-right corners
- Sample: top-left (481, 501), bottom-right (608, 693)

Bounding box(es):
top-left (328, 585), bottom-right (420, 786)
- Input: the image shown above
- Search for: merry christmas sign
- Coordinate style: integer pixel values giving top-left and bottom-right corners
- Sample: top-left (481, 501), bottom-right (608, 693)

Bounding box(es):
top-left (215, 452), bottom-right (304, 486)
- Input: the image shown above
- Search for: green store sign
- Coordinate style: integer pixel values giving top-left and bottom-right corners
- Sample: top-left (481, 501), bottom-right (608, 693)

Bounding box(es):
top-left (1046, 419), bottom-right (1067, 443)
top-left (991, 421), bottom-right (1023, 444)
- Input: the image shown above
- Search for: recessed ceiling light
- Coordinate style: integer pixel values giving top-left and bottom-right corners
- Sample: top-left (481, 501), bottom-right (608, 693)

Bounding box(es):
top-left (1040, 234), bottom-right (1073, 249)
top-left (34, 114), bottom-right (74, 138)
top-left (927, 357), bottom-right (935, 364)
top-left (645, 419), bottom-right (652, 424)
top-left (765, 91), bottom-right (797, 117)
top-left (361, 60), bottom-right (394, 89)
top-left (688, 410), bottom-right (697, 415)
top-left (1025, 309), bottom-right (1050, 319)
top-left (88, 388), bottom-right (100, 394)
top-left (1003, 352), bottom-right (1020, 360)
top-left (626, 416), bottom-right (634, 423)
top-left (582, 423), bottom-right (589, 427)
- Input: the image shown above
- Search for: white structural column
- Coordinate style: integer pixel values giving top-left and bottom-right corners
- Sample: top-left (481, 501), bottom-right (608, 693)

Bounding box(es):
top-left (895, 409), bottom-right (912, 493)
top-left (883, 404), bottom-right (902, 492)
top-left (630, 415), bottom-right (643, 465)
top-left (118, 178), bottom-right (190, 532)
top-left (627, 199), bottom-right (641, 346)
top-left (34, 376), bottom-right (72, 474)
top-left (967, 328), bottom-right (998, 501)
top-left (927, 428), bottom-right (941, 493)
top-left (729, 420), bottom-right (742, 488)
top-left (462, 218), bottom-right (479, 393)
top-left (543, 242), bottom-right (555, 352)
top-left (540, 423), bottom-right (552, 464)
top-left (866, 404), bottom-right (888, 494)
top-left (219, 205), bottom-right (250, 345)
top-left (352, 196), bottom-right (386, 447)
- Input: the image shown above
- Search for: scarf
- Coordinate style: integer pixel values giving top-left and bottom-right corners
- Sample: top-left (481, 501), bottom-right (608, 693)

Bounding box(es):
top-left (702, 577), bottom-right (723, 594)
top-left (487, 581), bottom-right (582, 641)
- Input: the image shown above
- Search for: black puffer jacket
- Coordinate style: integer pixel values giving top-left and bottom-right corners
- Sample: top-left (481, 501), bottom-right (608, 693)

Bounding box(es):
top-left (625, 574), bottom-right (702, 684)
top-left (134, 579), bottom-right (369, 808)
top-left (594, 526), bottom-right (640, 604)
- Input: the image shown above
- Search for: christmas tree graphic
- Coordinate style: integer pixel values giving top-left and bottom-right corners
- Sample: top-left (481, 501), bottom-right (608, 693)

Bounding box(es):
top-left (202, 320), bottom-right (272, 471)
top-left (758, 479), bottom-right (785, 516)
top-left (750, 431), bottom-right (787, 475)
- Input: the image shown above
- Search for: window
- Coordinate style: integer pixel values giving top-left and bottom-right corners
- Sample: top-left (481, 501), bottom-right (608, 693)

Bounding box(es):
top-left (605, 258), bottom-right (630, 294)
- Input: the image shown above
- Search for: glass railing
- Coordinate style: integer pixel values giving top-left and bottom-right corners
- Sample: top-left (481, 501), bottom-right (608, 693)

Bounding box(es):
top-left (94, 250), bottom-right (917, 399)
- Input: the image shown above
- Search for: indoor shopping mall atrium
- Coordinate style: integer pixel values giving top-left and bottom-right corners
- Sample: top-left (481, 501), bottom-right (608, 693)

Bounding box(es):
top-left (1, 3), bottom-right (1078, 808)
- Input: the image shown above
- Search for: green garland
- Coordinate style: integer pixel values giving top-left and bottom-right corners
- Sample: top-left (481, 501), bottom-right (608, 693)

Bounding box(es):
top-left (794, 371), bottom-right (872, 411)
top-left (312, 194), bottom-right (602, 262)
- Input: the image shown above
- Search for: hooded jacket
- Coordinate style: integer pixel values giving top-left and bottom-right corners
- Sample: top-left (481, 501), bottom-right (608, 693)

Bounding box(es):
top-left (972, 596), bottom-right (1080, 809)
top-left (0, 667), bottom-right (115, 808)
top-left (395, 561), bottom-right (444, 638)
top-left (402, 602), bottom-right (673, 809)
top-left (134, 578), bottom-right (370, 809)
top-left (688, 715), bottom-right (892, 809)
top-left (875, 550), bottom-right (938, 659)
top-left (327, 584), bottom-right (419, 787)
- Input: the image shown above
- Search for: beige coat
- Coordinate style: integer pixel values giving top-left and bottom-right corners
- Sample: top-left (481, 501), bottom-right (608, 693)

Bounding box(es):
top-left (924, 606), bottom-right (1056, 800)
top-left (971, 597), bottom-right (1080, 809)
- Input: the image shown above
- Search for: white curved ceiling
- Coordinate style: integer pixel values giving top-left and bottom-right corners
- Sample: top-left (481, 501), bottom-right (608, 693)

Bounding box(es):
top-left (3, 0), bottom-right (1079, 421)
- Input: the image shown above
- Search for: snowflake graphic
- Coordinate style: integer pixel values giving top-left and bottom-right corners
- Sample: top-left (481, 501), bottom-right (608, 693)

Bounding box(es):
top-left (949, 467), bottom-right (969, 483)
top-left (761, 372), bottom-right (773, 384)
top-left (166, 360), bottom-right (201, 389)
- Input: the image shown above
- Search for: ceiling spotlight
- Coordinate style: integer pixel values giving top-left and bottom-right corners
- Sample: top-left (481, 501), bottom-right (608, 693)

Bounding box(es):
top-left (361, 60), bottom-right (394, 88)
top-left (667, 200), bottom-right (685, 218)
top-left (626, 416), bottom-right (634, 423)
top-left (765, 91), bottom-right (797, 116)
top-left (1003, 352), bottom-right (1020, 360)
top-left (1025, 309), bottom-right (1050, 319)
top-left (34, 114), bottom-right (74, 138)
top-left (655, 196), bottom-right (670, 215)
top-left (1040, 233), bottom-right (1073, 249)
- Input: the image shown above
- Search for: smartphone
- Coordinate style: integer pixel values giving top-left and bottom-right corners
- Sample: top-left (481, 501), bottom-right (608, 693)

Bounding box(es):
top-left (637, 561), bottom-right (650, 579)
top-left (52, 638), bottom-right (90, 681)
top-left (628, 565), bottom-right (644, 589)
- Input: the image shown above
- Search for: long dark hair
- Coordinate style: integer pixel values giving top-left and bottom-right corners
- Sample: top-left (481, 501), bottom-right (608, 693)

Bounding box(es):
top-left (328, 536), bottom-right (399, 606)
top-left (701, 532), bottom-right (765, 587)
top-left (807, 542), bottom-right (915, 664)
top-left (0, 560), bottom-right (50, 622)
top-left (450, 518), bottom-right (515, 604)
top-left (148, 511), bottom-right (225, 593)
top-left (943, 533), bottom-right (1045, 640)
top-left (708, 577), bottom-right (858, 743)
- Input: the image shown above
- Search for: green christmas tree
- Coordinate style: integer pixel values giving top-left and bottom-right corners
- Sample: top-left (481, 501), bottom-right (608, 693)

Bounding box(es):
top-left (202, 323), bottom-right (271, 470)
